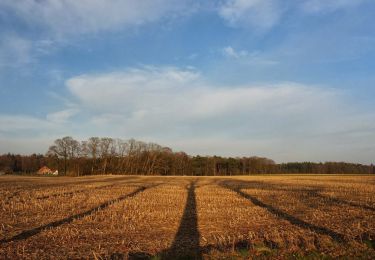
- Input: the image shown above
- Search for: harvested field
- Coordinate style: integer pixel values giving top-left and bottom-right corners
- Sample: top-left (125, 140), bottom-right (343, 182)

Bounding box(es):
top-left (0, 175), bottom-right (374, 259)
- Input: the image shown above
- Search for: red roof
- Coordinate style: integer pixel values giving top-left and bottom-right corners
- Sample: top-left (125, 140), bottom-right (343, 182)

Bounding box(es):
top-left (37, 166), bottom-right (54, 174)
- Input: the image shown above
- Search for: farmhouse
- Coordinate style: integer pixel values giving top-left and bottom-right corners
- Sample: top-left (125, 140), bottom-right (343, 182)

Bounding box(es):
top-left (37, 166), bottom-right (58, 175)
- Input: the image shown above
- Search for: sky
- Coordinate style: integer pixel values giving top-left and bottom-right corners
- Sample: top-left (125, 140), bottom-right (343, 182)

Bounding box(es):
top-left (0, 0), bottom-right (375, 164)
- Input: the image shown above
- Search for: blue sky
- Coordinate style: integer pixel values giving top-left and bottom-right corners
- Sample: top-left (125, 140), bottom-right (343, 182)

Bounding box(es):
top-left (0, 0), bottom-right (375, 163)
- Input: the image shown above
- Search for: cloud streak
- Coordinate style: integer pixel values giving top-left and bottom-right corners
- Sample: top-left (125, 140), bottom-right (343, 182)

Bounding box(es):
top-left (0, 0), bottom-right (192, 37)
top-left (222, 46), bottom-right (249, 59)
top-left (0, 34), bottom-right (33, 68)
top-left (219, 0), bottom-right (283, 30)
top-left (62, 67), bottom-right (375, 163)
top-left (1, 66), bottom-right (374, 162)
top-left (301, 0), bottom-right (366, 13)
top-left (218, 0), bottom-right (368, 30)
top-left (66, 67), bottom-right (332, 126)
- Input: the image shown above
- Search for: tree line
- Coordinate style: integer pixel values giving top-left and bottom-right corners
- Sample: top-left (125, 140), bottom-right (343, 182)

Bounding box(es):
top-left (0, 136), bottom-right (374, 176)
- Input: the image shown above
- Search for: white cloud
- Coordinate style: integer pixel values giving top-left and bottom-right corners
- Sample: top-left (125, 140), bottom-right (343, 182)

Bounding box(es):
top-left (0, 110), bottom-right (78, 137)
top-left (301, 0), bottom-right (366, 13)
top-left (0, 115), bottom-right (53, 132)
top-left (0, 34), bottom-right (33, 68)
top-left (3, 0), bottom-right (366, 37)
top-left (63, 66), bottom-right (375, 163)
top-left (222, 46), bottom-right (249, 58)
top-left (218, 0), bottom-right (368, 31)
top-left (66, 66), bottom-right (201, 114)
top-left (0, 1), bottom-right (195, 71)
top-left (68, 67), bottom-right (324, 123)
top-left (46, 109), bottom-right (79, 124)
top-left (0, 0), bottom-right (191, 37)
top-left (222, 46), bottom-right (279, 65)
top-left (1, 66), bottom-right (374, 163)
top-left (218, 0), bottom-right (282, 30)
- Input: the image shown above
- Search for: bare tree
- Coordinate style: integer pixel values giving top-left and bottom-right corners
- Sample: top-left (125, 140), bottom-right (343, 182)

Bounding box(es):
top-left (99, 137), bottom-right (115, 174)
top-left (87, 137), bottom-right (101, 175)
top-left (47, 136), bottom-right (78, 175)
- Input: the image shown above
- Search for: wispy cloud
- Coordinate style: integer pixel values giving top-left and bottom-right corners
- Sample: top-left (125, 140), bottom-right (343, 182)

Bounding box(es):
top-left (66, 66), bottom-right (201, 113)
top-left (218, 0), bottom-right (283, 30)
top-left (222, 46), bottom-right (249, 59)
top-left (46, 109), bottom-right (79, 124)
top-left (0, 0), bottom-right (192, 37)
top-left (301, 0), bottom-right (366, 13)
top-left (0, 34), bottom-right (33, 68)
top-left (1, 66), bottom-right (375, 162)
top-left (0, 0), bottom-right (195, 69)
top-left (0, 115), bottom-right (53, 132)
top-left (0, 111), bottom-right (79, 137)
top-left (62, 66), bottom-right (375, 162)
top-left (68, 67), bottom-right (325, 124)
top-left (221, 46), bottom-right (279, 65)
top-left (218, 0), bottom-right (368, 31)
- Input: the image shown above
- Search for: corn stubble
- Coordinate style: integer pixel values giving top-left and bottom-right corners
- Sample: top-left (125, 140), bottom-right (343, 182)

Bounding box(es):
top-left (0, 175), bottom-right (374, 259)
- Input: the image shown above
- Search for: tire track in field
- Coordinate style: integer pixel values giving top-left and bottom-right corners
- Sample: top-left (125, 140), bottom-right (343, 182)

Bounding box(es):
top-left (36, 177), bottom-right (165, 200)
top-left (220, 179), bottom-right (375, 213)
top-left (219, 181), bottom-right (347, 243)
top-left (4, 176), bottom-right (140, 201)
top-left (313, 192), bottom-right (375, 212)
top-left (0, 184), bottom-right (157, 244)
top-left (36, 183), bottom-right (121, 200)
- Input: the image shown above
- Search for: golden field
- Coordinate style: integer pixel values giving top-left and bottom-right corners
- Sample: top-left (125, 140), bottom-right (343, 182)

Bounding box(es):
top-left (0, 175), bottom-right (374, 259)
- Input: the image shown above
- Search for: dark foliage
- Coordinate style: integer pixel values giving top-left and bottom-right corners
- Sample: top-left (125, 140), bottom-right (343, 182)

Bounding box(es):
top-left (0, 137), bottom-right (373, 176)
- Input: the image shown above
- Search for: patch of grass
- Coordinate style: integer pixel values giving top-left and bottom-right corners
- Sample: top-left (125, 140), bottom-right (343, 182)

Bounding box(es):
top-left (364, 239), bottom-right (375, 250)
top-left (286, 251), bottom-right (333, 260)
top-left (237, 248), bottom-right (250, 258)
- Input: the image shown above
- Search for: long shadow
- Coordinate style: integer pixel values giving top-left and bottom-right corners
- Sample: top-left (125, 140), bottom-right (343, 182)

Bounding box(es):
top-left (34, 178), bottom-right (146, 200)
top-left (0, 185), bottom-right (153, 244)
top-left (36, 183), bottom-right (118, 199)
top-left (219, 181), bottom-right (347, 243)
top-left (221, 179), bottom-right (375, 213)
top-left (5, 176), bottom-right (141, 200)
top-left (161, 180), bottom-right (202, 259)
top-left (313, 192), bottom-right (375, 212)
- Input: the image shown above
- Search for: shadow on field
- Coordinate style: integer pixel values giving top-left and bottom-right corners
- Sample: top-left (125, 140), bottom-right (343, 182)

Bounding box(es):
top-left (160, 180), bottom-right (202, 260)
top-left (5, 176), bottom-right (141, 200)
top-left (220, 179), bottom-right (375, 213)
top-left (108, 180), bottom-right (205, 260)
top-left (35, 178), bottom-right (153, 200)
top-left (313, 192), bottom-right (375, 212)
top-left (219, 180), bottom-right (347, 243)
top-left (36, 183), bottom-right (118, 200)
top-left (0, 185), bottom-right (154, 244)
